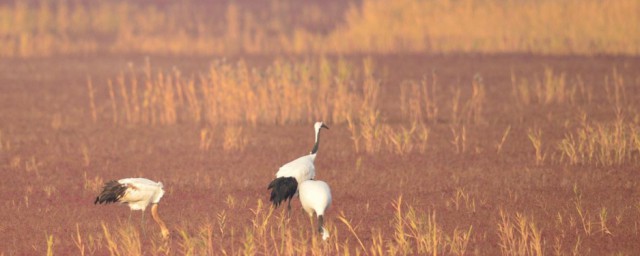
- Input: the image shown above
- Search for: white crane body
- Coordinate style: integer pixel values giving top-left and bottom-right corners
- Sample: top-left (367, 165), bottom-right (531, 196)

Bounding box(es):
top-left (95, 177), bottom-right (169, 239)
top-left (115, 178), bottom-right (165, 210)
top-left (275, 154), bottom-right (316, 182)
top-left (268, 122), bottom-right (328, 209)
top-left (299, 180), bottom-right (331, 217)
top-left (299, 180), bottom-right (332, 240)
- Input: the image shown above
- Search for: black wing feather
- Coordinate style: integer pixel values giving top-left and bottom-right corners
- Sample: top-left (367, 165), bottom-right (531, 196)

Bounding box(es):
top-left (95, 180), bottom-right (127, 204)
top-left (267, 177), bottom-right (298, 207)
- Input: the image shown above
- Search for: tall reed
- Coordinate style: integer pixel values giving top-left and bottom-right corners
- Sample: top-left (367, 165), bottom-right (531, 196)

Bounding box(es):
top-left (2, 0), bottom-right (638, 57)
top-left (90, 58), bottom-right (372, 126)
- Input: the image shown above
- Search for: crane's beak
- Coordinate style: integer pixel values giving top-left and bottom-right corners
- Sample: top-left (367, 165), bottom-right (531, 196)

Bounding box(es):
top-left (321, 124), bottom-right (329, 130)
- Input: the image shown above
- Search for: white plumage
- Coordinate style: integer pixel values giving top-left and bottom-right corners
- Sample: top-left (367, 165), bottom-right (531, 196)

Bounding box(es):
top-left (275, 152), bottom-right (317, 183)
top-left (268, 122), bottom-right (329, 210)
top-left (299, 179), bottom-right (332, 240)
top-left (95, 178), bottom-right (169, 239)
top-left (275, 122), bottom-right (328, 182)
top-left (116, 178), bottom-right (165, 210)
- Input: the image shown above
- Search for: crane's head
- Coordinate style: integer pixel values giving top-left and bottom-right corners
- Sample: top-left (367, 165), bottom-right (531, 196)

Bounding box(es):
top-left (314, 122), bottom-right (329, 132)
top-left (311, 122), bottom-right (329, 154)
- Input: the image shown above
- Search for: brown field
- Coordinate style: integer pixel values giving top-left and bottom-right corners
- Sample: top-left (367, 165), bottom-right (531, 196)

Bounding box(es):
top-left (2, 54), bottom-right (640, 255)
top-left (2, 0), bottom-right (640, 255)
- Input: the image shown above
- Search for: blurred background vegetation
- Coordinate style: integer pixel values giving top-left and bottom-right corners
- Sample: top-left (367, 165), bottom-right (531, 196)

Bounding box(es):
top-left (0, 0), bottom-right (638, 57)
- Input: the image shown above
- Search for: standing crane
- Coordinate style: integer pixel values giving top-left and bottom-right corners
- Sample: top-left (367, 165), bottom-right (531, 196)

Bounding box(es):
top-left (95, 178), bottom-right (169, 239)
top-left (298, 179), bottom-right (332, 240)
top-left (268, 122), bottom-right (329, 212)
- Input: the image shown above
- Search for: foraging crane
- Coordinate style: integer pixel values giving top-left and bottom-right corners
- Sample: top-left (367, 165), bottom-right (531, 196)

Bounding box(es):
top-left (268, 122), bottom-right (329, 212)
top-left (95, 178), bottom-right (169, 239)
top-left (298, 179), bottom-right (332, 240)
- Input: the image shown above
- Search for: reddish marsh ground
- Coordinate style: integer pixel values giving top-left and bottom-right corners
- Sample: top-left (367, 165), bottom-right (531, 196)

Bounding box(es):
top-left (3, 0), bottom-right (640, 254)
top-left (1, 54), bottom-right (639, 255)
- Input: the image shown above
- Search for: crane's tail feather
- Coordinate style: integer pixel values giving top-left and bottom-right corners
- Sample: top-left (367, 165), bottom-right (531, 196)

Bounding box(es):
top-left (267, 177), bottom-right (298, 208)
top-left (95, 180), bottom-right (127, 204)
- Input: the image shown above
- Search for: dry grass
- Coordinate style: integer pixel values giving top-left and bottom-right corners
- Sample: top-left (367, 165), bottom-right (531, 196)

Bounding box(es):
top-left (1, 0), bottom-right (638, 57)
top-left (496, 125), bottom-right (512, 155)
top-left (199, 128), bottom-right (215, 152)
top-left (222, 126), bottom-right (248, 152)
top-left (400, 75), bottom-right (439, 124)
top-left (559, 118), bottom-right (640, 166)
top-left (512, 67), bottom-right (576, 107)
top-left (64, 196), bottom-right (477, 255)
top-left (94, 58), bottom-right (444, 155)
top-left (91, 58), bottom-right (369, 127)
top-left (527, 128), bottom-right (545, 166)
top-left (509, 67), bottom-right (638, 165)
top-left (88, 59), bottom-right (640, 161)
top-left (329, 0), bottom-right (640, 55)
top-left (497, 210), bottom-right (543, 256)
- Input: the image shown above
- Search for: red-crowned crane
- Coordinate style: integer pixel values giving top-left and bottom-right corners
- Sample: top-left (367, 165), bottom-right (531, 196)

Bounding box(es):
top-left (299, 179), bottom-right (332, 240)
top-left (268, 122), bottom-right (329, 213)
top-left (95, 178), bottom-right (169, 239)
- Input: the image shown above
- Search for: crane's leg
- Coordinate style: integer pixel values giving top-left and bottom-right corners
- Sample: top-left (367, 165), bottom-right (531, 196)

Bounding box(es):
top-left (318, 215), bottom-right (324, 234)
top-left (287, 199), bottom-right (292, 217)
top-left (307, 212), bottom-right (315, 230)
top-left (141, 210), bottom-right (147, 239)
top-left (318, 214), bottom-right (329, 240)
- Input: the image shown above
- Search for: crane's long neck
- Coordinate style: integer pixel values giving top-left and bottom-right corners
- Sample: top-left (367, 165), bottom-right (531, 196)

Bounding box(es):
top-left (151, 204), bottom-right (169, 239)
top-left (311, 128), bottom-right (322, 155)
